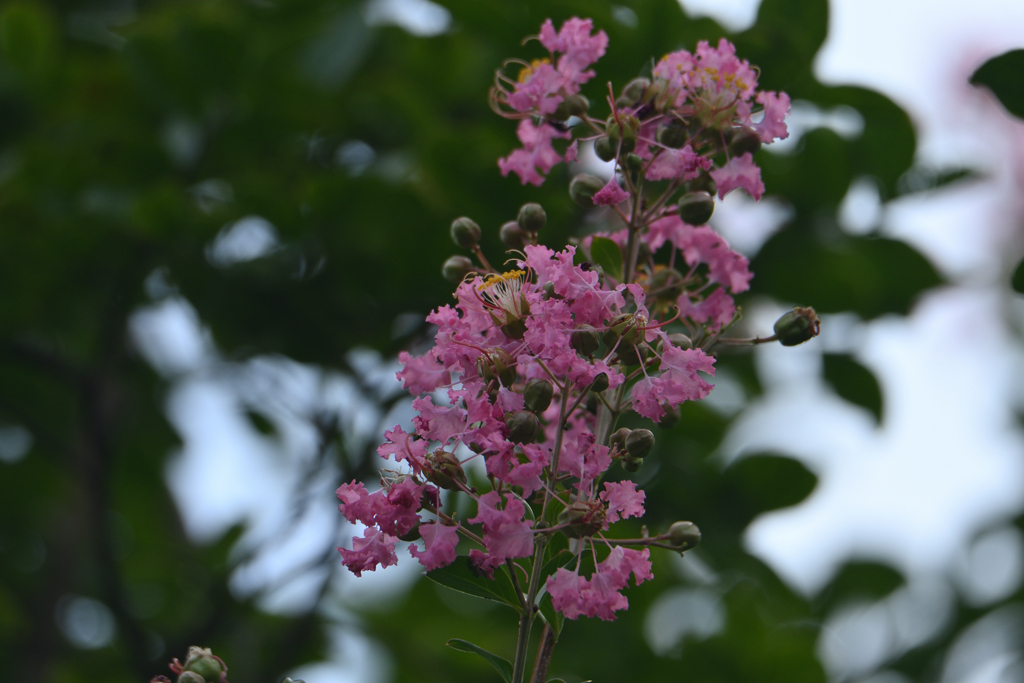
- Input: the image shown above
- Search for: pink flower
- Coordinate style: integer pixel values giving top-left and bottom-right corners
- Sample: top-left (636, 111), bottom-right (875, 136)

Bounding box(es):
top-left (676, 287), bottom-right (737, 333)
top-left (397, 350), bottom-right (450, 394)
top-left (675, 225), bottom-right (752, 293)
top-left (755, 91), bottom-right (790, 142)
top-left (508, 61), bottom-right (565, 115)
top-left (592, 177), bottom-right (629, 206)
top-left (710, 153), bottom-right (765, 200)
top-left (409, 522), bottom-right (460, 571)
top-left (546, 547), bottom-right (652, 620)
top-left (600, 481), bottom-right (646, 524)
top-left (339, 528), bottom-right (398, 577)
top-left (377, 426), bottom-right (428, 472)
top-left (538, 17), bottom-right (608, 83)
top-left (470, 491), bottom-right (535, 563)
top-left (645, 145), bottom-right (709, 181)
top-left (499, 120), bottom-right (571, 186)
top-left (631, 345), bottom-right (715, 421)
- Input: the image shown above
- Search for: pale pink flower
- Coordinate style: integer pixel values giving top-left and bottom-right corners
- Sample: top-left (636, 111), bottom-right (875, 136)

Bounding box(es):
top-left (710, 152), bottom-right (765, 200)
top-left (498, 120), bottom-right (571, 186)
top-left (592, 177), bottom-right (629, 206)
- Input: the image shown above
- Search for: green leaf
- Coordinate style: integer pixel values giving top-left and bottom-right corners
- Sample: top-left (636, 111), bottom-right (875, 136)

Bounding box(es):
top-left (424, 556), bottom-right (523, 613)
top-left (589, 236), bottom-right (623, 282)
top-left (446, 639), bottom-right (514, 683)
top-left (970, 49), bottom-right (1024, 120)
top-left (822, 353), bottom-right (884, 423)
top-left (538, 592), bottom-right (565, 640)
top-left (1012, 257), bottom-right (1024, 294)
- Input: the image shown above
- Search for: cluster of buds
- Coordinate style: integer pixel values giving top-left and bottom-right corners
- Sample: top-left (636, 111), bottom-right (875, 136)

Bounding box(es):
top-left (336, 17), bottom-right (816, 627)
top-left (151, 646), bottom-right (228, 683)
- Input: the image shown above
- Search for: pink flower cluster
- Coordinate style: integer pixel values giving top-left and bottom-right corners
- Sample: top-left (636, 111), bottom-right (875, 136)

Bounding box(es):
top-left (337, 18), bottom-right (785, 625)
top-left (337, 244), bottom-right (715, 618)
top-left (492, 21), bottom-right (789, 198)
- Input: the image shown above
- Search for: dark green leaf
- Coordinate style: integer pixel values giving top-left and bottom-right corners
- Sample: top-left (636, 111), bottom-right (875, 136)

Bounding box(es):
top-left (425, 556), bottom-right (523, 613)
top-left (589, 236), bottom-right (623, 282)
top-left (1013, 257), bottom-right (1024, 294)
top-left (823, 353), bottom-right (884, 423)
top-left (970, 49), bottom-right (1024, 120)
top-left (538, 592), bottom-right (565, 640)
top-left (446, 639), bottom-right (514, 683)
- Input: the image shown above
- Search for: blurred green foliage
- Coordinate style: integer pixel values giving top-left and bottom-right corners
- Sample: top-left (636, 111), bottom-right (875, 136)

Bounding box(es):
top-left (0, 1), bottom-right (1019, 682)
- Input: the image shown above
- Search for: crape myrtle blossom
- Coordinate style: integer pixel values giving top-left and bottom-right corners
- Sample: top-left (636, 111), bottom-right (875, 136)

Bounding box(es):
top-left (337, 240), bottom-right (714, 616)
top-left (339, 20), bottom-right (815, 683)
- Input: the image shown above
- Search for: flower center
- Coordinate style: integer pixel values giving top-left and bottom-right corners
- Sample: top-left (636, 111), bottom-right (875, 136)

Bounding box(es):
top-left (478, 270), bottom-right (528, 317)
top-left (517, 58), bottom-right (551, 83)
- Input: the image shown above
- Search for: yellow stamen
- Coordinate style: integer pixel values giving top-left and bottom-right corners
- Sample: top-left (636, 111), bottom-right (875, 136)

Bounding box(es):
top-left (517, 58), bottom-right (551, 83)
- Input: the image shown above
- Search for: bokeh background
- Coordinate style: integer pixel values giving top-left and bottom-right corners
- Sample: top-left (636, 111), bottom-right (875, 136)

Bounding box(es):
top-left (1, 0), bottom-right (1023, 681)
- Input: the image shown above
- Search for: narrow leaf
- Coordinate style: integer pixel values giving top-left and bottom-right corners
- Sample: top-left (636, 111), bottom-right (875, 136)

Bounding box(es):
top-left (447, 639), bottom-right (514, 683)
top-left (589, 236), bottom-right (623, 281)
top-left (424, 556), bottom-right (523, 613)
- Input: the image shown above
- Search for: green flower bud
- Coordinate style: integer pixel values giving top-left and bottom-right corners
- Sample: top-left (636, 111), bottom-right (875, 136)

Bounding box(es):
top-left (688, 172), bottom-right (717, 197)
top-left (476, 348), bottom-right (517, 387)
top-left (657, 120), bottom-right (688, 149)
top-left (728, 127), bottom-right (761, 157)
top-left (589, 372), bottom-right (609, 394)
top-left (442, 255), bottom-right (474, 284)
top-left (667, 521), bottom-right (701, 551)
top-left (564, 93), bottom-right (590, 117)
top-left (506, 410), bottom-right (542, 444)
top-left (557, 500), bottom-right (606, 539)
top-left (524, 378), bottom-right (554, 413)
top-left (182, 647), bottom-right (226, 683)
top-left (622, 457), bottom-right (643, 473)
top-left (625, 428), bottom-right (654, 458)
top-left (178, 673), bottom-right (206, 683)
top-left (650, 267), bottom-right (686, 300)
top-left (570, 174), bottom-right (606, 206)
top-left (677, 191), bottom-right (715, 225)
top-left (517, 202), bottom-right (547, 232)
top-left (570, 325), bottom-right (601, 357)
top-left (609, 427), bottom-right (631, 453)
top-left (423, 449), bottom-right (468, 491)
top-left (583, 392), bottom-right (599, 413)
top-left (667, 332), bottom-right (692, 350)
top-left (500, 220), bottom-right (528, 249)
top-left (615, 343), bottom-right (645, 367)
top-left (450, 216), bottom-right (481, 248)
top-left (603, 313), bottom-right (646, 348)
top-left (617, 114), bottom-right (639, 154)
top-left (620, 77), bottom-right (651, 106)
top-left (594, 135), bottom-right (616, 162)
top-left (624, 152), bottom-right (644, 173)
top-left (605, 119), bottom-right (622, 146)
top-left (773, 307), bottom-right (821, 346)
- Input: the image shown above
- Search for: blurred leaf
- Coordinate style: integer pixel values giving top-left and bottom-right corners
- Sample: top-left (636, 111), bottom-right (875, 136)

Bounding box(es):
top-left (0, 1), bottom-right (58, 81)
top-left (425, 556), bottom-right (523, 613)
top-left (1013, 257), bottom-right (1024, 294)
top-left (896, 167), bottom-right (980, 196)
top-left (589, 236), bottom-right (623, 282)
top-left (752, 233), bottom-right (942, 318)
top-left (723, 454), bottom-right (818, 517)
top-left (447, 639), bottom-right (514, 683)
top-left (822, 353), bottom-right (883, 423)
top-left (970, 49), bottom-right (1024, 120)
top-left (817, 561), bottom-right (904, 611)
